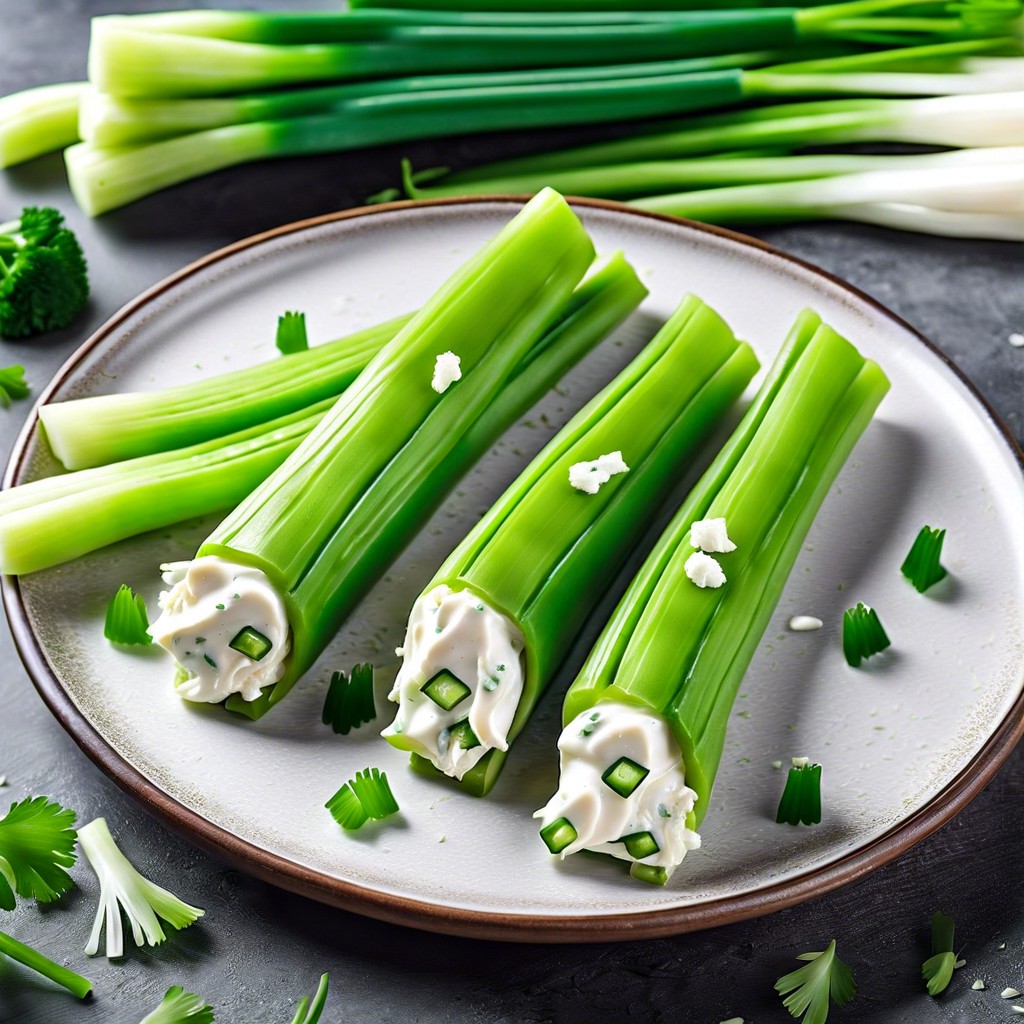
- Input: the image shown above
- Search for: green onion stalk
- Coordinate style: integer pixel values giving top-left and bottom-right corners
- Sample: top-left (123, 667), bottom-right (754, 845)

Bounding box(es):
top-left (537, 311), bottom-right (889, 884)
top-left (384, 294), bottom-right (758, 796)
top-left (86, 2), bottom-right (1018, 98)
top-left (147, 190), bottom-right (642, 719)
top-left (0, 929), bottom-right (93, 999)
top-left (0, 82), bottom-right (85, 168)
top-left (1, 253), bottom-right (643, 576)
top-left (350, 0), bottom-right (829, 9)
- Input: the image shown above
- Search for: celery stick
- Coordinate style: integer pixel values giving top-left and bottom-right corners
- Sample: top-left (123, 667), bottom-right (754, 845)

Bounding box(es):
top-left (388, 294), bottom-right (758, 794)
top-left (0, 82), bottom-right (85, 168)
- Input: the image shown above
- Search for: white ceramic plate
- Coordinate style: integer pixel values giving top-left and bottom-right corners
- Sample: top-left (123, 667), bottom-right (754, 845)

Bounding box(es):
top-left (6, 199), bottom-right (1024, 942)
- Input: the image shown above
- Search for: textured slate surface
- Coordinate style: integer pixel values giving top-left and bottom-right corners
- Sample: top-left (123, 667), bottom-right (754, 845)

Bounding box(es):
top-left (1, 2), bottom-right (1022, 1022)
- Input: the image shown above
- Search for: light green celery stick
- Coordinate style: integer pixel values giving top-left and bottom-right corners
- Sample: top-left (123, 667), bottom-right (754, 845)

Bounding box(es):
top-left (395, 295), bottom-right (758, 795)
top-left (0, 254), bottom-right (642, 576)
top-left (0, 82), bottom-right (85, 168)
top-left (40, 313), bottom-right (410, 470)
top-left (560, 313), bottom-right (889, 863)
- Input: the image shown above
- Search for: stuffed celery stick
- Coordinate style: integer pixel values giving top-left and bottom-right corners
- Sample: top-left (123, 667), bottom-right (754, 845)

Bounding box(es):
top-left (149, 190), bottom-right (640, 717)
top-left (0, 253), bottom-right (641, 575)
top-left (536, 311), bottom-right (889, 883)
top-left (383, 294), bottom-right (759, 795)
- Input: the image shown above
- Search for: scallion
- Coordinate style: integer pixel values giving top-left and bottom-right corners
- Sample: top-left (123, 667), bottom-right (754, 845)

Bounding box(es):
top-left (321, 663), bottom-right (376, 735)
top-left (0, 929), bottom-right (93, 1000)
top-left (326, 768), bottom-right (399, 830)
top-left (276, 310), bottom-right (308, 355)
top-left (103, 584), bottom-right (152, 646)
top-left (842, 602), bottom-right (891, 666)
top-left (775, 758), bottom-right (823, 826)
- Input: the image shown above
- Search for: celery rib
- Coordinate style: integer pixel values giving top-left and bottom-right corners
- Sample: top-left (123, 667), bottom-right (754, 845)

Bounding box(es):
top-left (0, 82), bottom-right (85, 168)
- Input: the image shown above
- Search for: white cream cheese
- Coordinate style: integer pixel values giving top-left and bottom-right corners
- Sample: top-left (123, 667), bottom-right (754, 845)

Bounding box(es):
top-left (149, 556), bottom-right (291, 704)
top-left (788, 615), bottom-right (823, 631)
top-left (690, 517), bottom-right (736, 553)
top-left (568, 451), bottom-right (629, 494)
top-left (382, 584), bottom-right (525, 780)
top-left (431, 351), bottom-right (462, 393)
top-left (684, 550), bottom-right (726, 588)
top-left (535, 701), bottom-right (701, 876)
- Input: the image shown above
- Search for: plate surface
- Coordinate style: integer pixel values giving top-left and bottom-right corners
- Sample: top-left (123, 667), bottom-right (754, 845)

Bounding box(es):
top-left (6, 199), bottom-right (1023, 942)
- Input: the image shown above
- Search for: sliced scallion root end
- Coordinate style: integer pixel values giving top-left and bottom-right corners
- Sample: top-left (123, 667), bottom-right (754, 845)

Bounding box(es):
top-left (841, 602), bottom-right (890, 667)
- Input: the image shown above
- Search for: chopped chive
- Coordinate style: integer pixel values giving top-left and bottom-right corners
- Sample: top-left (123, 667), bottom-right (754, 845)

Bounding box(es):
top-left (276, 310), bottom-right (309, 355)
top-left (421, 670), bottom-right (471, 711)
top-left (539, 817), bottom-right (577, 854)
top-left (321, 663), bottom-right (375, 735)
top-left (842, 602), bottom-right (890, 667)
top-left (601, 756), bottom-right (649, 798)
top-left (657, 804), bottom-right (671, 818)
top-left (325, 767), bottom-right (398, 831)
top-left (195, 636), bottom-right (206, 644)
top-left (202, 653), bottom-right (217, 668)
top-left (449, 719), bottom-right (480, 750)
top-left (228, 625), bottom-right (272, 662)
top-left (775, 759), bottom-right (822, 826)
top-left (629, 863), bottom-right (668, 886)
top-left (901, 525), bottom-right (947, 593)
top-left (215, 603), bottom-right (225, 610)
top-left (324, 784), bottom-right (368, 831)
top-left (103, 583), bottom-right (152, 646)
top-left (622, 831), bottom-right (660, 860)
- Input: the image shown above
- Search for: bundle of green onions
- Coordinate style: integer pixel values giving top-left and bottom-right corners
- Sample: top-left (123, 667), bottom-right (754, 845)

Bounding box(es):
top-left (536, 310), bottom-right (889, 884)
top-left (1, 201), bottom-right (644, 579)
top-left (0, 2), bottom-right (1020, 219)
top-left (383, 294), bottom-right (758, 795)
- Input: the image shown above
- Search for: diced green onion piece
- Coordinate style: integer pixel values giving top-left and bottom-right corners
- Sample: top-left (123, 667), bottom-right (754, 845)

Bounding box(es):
top-left (842, 602), bottom-right (890, 667)
top-left (276, 310), bottom-right (309, 355)
top-left (321, 663), bottom-right (376, 735)
top-left (629, 862), bottom-right (668, 886)
top-left (900, 525), bottom-right (947, 593)
top-left (448, 720), bottom-right (481, 751)
top-left (324, 783), bottom-right (368, 831)
top-left (103, 584), bottom-right (152, 646)
top-left (421, 670), bottom-right (472, 711)
top-left (539, 816), bottom-right (578, 854)
top-left (326, 768), bottom-right (399, 831)
top-left (622, 831), bottom-right (660, 859)
top-left (228, 626), bottom-right (272, 662)
top-left (775, 761), bottom-right (822, 826)
top-left (0, 365), bottom-right (30, 408)
top-left (0, 929), bottom-right (93, 999)
top-left (601, 756), bottom-right (650, 798)
top-left (139, 985), bottom-right (215, 1024)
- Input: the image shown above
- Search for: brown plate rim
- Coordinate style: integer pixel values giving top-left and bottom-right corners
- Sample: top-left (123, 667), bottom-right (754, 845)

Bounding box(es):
top-left (4, 196), bottom-right (1023, 943)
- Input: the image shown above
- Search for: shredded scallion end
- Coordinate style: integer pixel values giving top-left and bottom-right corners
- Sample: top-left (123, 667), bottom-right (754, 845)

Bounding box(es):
top-left (0, 796), bottom-right (77, 910)
top-left (321, 663), bottom-right (376, 735)
top-left (0, 365), bottom-right (29, 408)
top-left (0, 929), bottom-right (93, 1000)
top-left (326, 768), bottom-right (399, 831)
top-left (276, 310), bottom-right (308, 355)
top-left (103, 583), bottom-right (152, 646)
top-left (841, 602), bottom-right (890, 667)
top-left (901, 525), bottom-right (948, 593)
top-left (776, 939), bottom-right (857, 1024)
top-left (776, 759), bottom-right (822, 827)
top-left (290, 974), bottom-right (330, 1024)
top-left (923, 911), bottom-right (957, 996)
top-left (139, 984), bottom-right (215, 1024)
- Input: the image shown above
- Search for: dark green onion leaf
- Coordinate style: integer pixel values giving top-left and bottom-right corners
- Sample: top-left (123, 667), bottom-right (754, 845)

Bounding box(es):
top-left (103, 583), bottom-right (152, 646)
top-left (0, 365), bottom-right (29, 408)
top-left (776, 760), bottom-right (822, 827)
top-left (923, 910), bottom-right (957, 996)
top-left (290, 973), bottom-right (330, 1024)
top-left (276, 310), bottom-right (309, 355)
top-left (321, 663), bottom-right (376, 735)
top-left (324, 783), bottom-right (368, 831)
top-left (841, 602), bottom-right (890, 667)
top-left (900, 525), bottom-right (947, 593)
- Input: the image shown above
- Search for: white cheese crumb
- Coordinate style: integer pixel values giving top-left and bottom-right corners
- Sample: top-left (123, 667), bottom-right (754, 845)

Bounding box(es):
top-left (999, 943), bottom-right (1007, 950)
top-left (972, 980), bottom-right (986, 990)
top-left (394, 646), bottom-right (405, 658)
top-left (788, 615), bottom-right (824, 632)
top-left (0, 776), bottom-right (6, 787)
top-left (771, 760), bottom-right (783, 770)
top-left (792, 756), bottom-right (810, 768)
top-left (955, 959), bottom-right (966, 970)
top-left (1009, 332), bottom-right (1024, 348)
top-left (1012, 1007), bottom-right (1024, 1015)
top-left (431, 351), bottom-right (462, 393)
top-left (719, 1018), bottom-right (745, 1024)
top-left (684, 551), bottom-right (726, 589)
top-left (568, 451), bottom-right (629, 495)
top-left (690, 517), bottom-right (736, 553)
top-left (1002, 988), bottom-right (1021, 999)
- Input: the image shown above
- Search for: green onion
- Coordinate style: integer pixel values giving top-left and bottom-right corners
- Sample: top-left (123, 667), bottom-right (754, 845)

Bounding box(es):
top-left (539, 817), bottom-right (578, 854)
top-left (103, 583), bottom-right (152, 646)
top-left (0, 365), bottom-right (29, 408)
top-left (290, 974), bottom-right (330, 1024)
top-left (321, 663), bottom-right (376, 735)
top-left (276, 310), bottom-right (308, 355)
top-left (228, 626), bottom-right (273, 662)
top-left (0, 82), bottom-right (85, 168)
top-left (922, 911), bottom-right (957, 996)
top-left (842, 602), bottom-right (891, 666)
top-left (0, 796), bottom-right (77, 910)
top-left (776, 940), bottom-right (857, 1023)
top-left (556, 311), bottom-right (889, 860)
top-left (603, 757), bottom-right (650, 797)
top-left (351, 0), bottom-right (829, 8)
top-left (622, 831), bottom-right (660, 859)
top-left (139, 985), bottom-right (215, 1024)
top-left (422, 670), bottom-right (472, 711)
top-left (901, 525), bottom-right (947, 592)
top-left (326, 768), bottom-right (399, 830)
top-left (0, 929), bottom-right (93, 999)
top-left (776, 758), bottom-right (823, 826)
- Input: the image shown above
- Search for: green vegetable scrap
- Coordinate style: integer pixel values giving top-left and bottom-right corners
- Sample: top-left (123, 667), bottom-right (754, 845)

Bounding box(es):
top-left (104, 583), bottom-right (153, 646)
top-left (0, 928), bottom-right (93, 999)
top-left (0, 206), bottom-right (88, 338)
top-left (276, 310), bottom-right (309, 355)
top-left (775, 758), bottom-right (822, 826)
top-left (139, 985), bottom-right (215, 1024)
top-left (326, 768), bottom-right (399, 831)
top-left (901, 525), bottom-right (947, 593)
top-left (78, 817), bottom-right (204, 958)
top-left (322, 663), bottom-right (376, 734)
top-left (922, 910), bottom-right (957, 996)
top-left (841, 602), bottom-right (890, 667)
top-left (290, 973), bottom-right (330, 1024)
top-left (0, 796), bottom-right (77, 910)
top-left (775, 940), bottom-right (856, 1024)
top-left (0, 365), bottom-right (29, 408)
